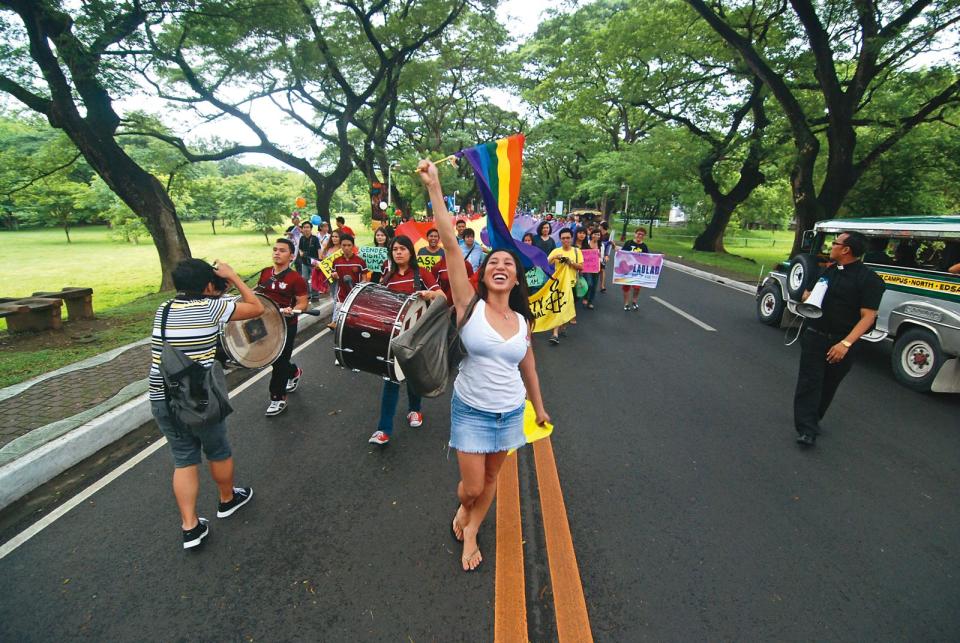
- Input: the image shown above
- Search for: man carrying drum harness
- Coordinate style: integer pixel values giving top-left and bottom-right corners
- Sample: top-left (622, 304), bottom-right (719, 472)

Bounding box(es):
top-left (257, 238), bottom-right (309, 417)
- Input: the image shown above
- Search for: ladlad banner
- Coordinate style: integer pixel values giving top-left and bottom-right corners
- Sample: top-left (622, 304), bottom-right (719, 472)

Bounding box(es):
top-left (612, 251), bottom-right (663, 288)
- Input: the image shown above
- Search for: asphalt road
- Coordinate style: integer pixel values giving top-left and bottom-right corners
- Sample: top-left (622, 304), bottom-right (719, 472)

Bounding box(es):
top-left (1, 266), bottom-right (958, 641)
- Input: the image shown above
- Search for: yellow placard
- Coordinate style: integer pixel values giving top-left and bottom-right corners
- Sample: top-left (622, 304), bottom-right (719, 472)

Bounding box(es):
top-left (417, 254), bottom-right (442, 272)
top-left (317, 249), bottom-right (343, 282)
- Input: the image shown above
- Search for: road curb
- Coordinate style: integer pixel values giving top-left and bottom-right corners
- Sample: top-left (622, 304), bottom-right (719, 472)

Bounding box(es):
top-left (663, 260), bottom-right (758, 295)
top-left (0, 302), bottom-right (332, 511)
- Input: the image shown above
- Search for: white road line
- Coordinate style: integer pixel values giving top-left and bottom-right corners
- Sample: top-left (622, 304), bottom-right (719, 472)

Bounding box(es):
top-left (650, 296), bottom-right (717, 332)
top-left (0, 329), bottom-right (331, 561)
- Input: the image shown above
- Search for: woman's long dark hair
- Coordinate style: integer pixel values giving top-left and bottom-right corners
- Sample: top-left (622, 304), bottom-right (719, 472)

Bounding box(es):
top-left (474, 249), bottom-right (534, 324)
top-left (574, 227), bottom-right (591, 249)
top-left (537, 221), bottom-right (552, 237)
top-left (381, 235), bottom-right (420, 285)
top-left (373, 227), bottom-right (390, 247)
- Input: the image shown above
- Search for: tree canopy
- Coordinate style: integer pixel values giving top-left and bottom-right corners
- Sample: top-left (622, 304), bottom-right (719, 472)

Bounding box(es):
top-left (1, 0), bottom-right (958, 272)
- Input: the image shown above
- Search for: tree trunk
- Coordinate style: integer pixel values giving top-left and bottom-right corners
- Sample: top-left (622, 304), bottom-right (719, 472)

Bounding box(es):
top-left (693, 200), bottom-right (735, 252)
top-left (64, 223), bottom-right (71, 243)
top-left (210, 217), bottom-right (217, 235)
top-left (263, 229), bottom-right (271, 245)
top-left (789, 135), bottom-right (824, 256)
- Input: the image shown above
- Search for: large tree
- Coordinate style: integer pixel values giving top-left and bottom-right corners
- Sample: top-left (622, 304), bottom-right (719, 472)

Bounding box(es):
top-left (134, 0), bottom-right (474, 220)
top-left (687, 0), bottom-right (960, 255)
top-left (0, 0), bottom-right (192, 289)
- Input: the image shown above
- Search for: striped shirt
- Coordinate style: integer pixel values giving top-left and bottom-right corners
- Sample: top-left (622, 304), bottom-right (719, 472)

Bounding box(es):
top-left (148, 297), bottom-right (237, 401)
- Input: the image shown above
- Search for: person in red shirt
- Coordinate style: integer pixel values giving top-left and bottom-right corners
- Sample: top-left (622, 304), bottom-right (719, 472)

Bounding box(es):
top-left (256, 238), bottom-right (309, 417)
top-left (329, 234), bottom-right (367, 328)
top-left (431, 255), bottom-right (475, 303)
top-left (368, 235), bottom-right (445, 446)
top-left (335, 215), bottom-right (355, 238)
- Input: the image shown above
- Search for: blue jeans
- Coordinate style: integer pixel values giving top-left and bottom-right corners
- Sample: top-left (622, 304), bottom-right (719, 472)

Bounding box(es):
top-left (584, 273), bottom-right (599, 304)
top-left (378, 380), bottom-right (422, 435)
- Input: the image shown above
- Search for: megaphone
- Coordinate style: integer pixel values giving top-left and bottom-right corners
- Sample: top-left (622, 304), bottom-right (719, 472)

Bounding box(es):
top-left (797, 277), bottom-right (828, 318)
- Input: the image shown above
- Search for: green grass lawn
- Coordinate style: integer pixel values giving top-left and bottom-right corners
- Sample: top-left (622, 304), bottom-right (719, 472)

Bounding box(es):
top-left (0, 214), bottom-right (371, 387)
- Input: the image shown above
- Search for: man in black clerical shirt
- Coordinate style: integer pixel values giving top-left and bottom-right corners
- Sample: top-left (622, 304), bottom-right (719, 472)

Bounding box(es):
top-left (794, 231), bottom-right (885, 447)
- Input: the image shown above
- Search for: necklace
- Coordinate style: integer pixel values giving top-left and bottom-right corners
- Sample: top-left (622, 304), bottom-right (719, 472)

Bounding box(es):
top-left (488, 304), bottom-right (511, 320)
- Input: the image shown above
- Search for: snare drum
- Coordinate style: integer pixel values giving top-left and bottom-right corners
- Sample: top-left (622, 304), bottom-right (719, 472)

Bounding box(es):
top-left (334, 283), bottom-right (431, 382)
top-left (219, 294), bottom-right (288, 368)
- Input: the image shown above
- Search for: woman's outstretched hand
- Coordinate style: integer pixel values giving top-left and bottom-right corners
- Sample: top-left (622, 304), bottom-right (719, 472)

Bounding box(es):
top-left (416, 159), bottom-right (441, 192)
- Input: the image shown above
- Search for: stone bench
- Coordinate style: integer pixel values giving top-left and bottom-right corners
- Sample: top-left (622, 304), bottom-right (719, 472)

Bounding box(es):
top-left (32, 287), bottom-right (94, 320)
top-left (0, 297), bottom-right (63, 332)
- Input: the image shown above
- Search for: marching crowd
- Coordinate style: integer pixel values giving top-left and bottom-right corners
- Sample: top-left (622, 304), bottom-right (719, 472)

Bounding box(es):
top-left (148, 175), bottom-right (653, 565)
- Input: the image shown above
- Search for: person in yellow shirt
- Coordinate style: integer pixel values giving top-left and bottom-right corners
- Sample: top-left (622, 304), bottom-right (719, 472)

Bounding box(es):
top-left (547, 228), bottom-right (583, 345)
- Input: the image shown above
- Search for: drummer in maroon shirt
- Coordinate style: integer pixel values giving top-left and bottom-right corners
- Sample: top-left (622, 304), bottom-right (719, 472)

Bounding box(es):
top-left (257, 238), bottom-right (309, 417)
top-left (368, 235), bottom-right (445, 446)
top-left (328, 234), bottom-right (367, 329)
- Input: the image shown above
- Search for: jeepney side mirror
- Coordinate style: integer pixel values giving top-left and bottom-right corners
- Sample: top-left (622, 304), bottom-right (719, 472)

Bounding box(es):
top-left (800, 230), bottom-right (815, 252)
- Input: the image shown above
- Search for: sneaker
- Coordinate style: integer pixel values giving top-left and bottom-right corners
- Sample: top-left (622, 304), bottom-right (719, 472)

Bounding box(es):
top-left (182, 517), bottom-right (209, 549)
top-left (368, 430), bottom-right (390, 445)
top-left (286, 367), bottom-right (303, 393)
top-left (217, 487), bottom-right (253, 518)
top-left (265, 399), bottom-right (287, 416)
top-left (630, 303), bottom-right (640, 311)
top-left (549, 335), bottom-right (560, 345)
top-left (407, 411), bottom-right (423, 427)
top-left (624, 304), bottom-right (630, 311)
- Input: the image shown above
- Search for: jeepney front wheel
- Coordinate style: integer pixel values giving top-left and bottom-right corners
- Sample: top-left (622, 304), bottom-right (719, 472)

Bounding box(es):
top-left (892, 327), bottom-right (943, 392)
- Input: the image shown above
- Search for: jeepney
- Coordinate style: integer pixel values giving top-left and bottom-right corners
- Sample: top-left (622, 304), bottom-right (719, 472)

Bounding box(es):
top-left (755, 216), bottom-right (960, 393)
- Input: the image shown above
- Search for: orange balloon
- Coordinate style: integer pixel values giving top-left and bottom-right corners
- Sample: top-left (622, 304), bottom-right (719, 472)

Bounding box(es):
top-left (295, 197), bottom-right (306, 208)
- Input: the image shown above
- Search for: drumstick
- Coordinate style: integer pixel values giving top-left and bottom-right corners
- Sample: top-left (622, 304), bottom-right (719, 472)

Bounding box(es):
top-left (291, 309), bottom-right (323, 316)
top-left (414, 154), bottom-right (458, 173)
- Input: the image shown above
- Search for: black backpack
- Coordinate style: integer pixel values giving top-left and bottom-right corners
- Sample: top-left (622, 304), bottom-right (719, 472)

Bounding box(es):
top-left (158, 301), bottom-right (233, 430)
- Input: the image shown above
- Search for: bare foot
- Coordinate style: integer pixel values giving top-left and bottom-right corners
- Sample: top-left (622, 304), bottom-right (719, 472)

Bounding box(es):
top-left (461, 528), bottom-right (482, 571)
top-left (451, 505), bottom-right (466, 542)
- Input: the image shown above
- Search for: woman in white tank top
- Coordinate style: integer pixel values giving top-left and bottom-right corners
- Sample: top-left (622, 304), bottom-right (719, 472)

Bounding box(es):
top-left (417, 160), bottom-right (550, 572)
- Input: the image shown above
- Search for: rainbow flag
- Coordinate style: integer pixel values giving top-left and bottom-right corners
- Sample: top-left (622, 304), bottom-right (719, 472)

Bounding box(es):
top-left (457, 134), bottom-right (551, 274)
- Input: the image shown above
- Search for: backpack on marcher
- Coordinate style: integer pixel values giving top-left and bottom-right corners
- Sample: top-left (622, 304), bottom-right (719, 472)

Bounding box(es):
top-left (159, 301), bottom-right (233, 430)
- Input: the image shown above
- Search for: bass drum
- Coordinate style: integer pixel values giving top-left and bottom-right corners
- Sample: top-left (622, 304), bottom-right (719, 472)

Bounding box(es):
top-left (334, 283), bottom-right (431, 382)
top-left (219, 293), bottom-right (288, 368)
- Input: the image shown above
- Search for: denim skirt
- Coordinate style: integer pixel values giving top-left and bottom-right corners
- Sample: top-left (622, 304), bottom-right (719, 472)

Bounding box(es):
top-left (449, 392), bottom-right (526, 454)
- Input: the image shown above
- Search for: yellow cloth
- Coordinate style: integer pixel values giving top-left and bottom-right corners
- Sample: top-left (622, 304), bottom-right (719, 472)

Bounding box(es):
top-left (529, 261), bottom-right (577, 333)
top-left (509, 400), bottom-right (554, 454)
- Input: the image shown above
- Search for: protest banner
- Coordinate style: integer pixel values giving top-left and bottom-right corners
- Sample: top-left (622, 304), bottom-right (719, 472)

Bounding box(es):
top-left (581, 249), bottom-right (600, 273)
top-left (316, 249), bottom-right (343, 282)
top-left (612, 251), bottom-right (663, 288)
top-left (417, 254), bottom-right (442, 271)
top-left (359, 246), bottom-right (388, 271)
top-left (529, 262), bottom-right (577, 332)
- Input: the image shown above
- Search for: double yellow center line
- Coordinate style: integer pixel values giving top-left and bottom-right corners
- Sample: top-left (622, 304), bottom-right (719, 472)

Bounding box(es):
top-left (495, 438), bottom-right (593, 642)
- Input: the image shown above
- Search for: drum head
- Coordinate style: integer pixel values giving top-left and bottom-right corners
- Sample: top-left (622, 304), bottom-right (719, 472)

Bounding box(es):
top-left (221, 294), bottom-right (287, 368)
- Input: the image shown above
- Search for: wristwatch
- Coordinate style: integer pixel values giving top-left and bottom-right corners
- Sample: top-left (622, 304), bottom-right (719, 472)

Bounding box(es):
top-left (840, 340), bottom-right (852, 348)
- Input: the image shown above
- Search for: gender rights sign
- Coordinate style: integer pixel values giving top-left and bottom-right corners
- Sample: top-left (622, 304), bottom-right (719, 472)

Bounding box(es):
top-left (612, 251), bottom-right (664, 288)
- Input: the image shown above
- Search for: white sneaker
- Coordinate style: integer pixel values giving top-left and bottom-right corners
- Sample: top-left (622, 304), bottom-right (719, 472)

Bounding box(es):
top-left (285, 367), bottom-right (303, 393)
top-left (265, 399), bottom-right (287, 416)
